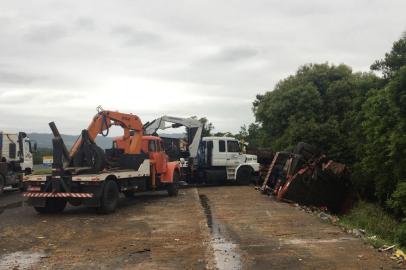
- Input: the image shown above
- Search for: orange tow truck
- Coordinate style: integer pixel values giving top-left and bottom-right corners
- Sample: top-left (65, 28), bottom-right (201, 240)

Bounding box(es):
top-left (23, 109), bottom-right (180, 214)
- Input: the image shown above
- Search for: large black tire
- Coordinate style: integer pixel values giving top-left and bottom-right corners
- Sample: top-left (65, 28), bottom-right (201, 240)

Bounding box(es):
top-left (236, 166), bottom-right (252, 185)
top-left (24, 168), bottom-right (32, 175)
top-left (34, 198), bottom-right (67, 214)
top-left (0, 175), bottom-right (5, 195)
top-left (73, 144), bottom-right (106, 173)
top-left (167, 171), bottom-right (179, 197)
top-left (98, 180), bottom-right (119, 214)
top-left (293, 142), bottom-right (320, 161)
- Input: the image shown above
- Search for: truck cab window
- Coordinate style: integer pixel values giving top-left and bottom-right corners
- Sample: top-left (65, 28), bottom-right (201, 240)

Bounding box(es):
top-left (219, 140), bottom-right (226, 152)
top-left (9, 143), bottom-right (16, 159)
top-left (227, 141), bottom-right (240, 153)
top-left (28, 141), bottom-right (32, 153)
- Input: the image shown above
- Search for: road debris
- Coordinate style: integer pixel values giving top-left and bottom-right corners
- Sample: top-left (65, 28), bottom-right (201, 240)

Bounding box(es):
top-left (349, 229), bottom-right (365, 238)
top-left (394, 249), bottom-right (406, 260)
top-left (379, 245), bottom-right (396, 252)
top-left (294, 202), bottom-right (340, 224)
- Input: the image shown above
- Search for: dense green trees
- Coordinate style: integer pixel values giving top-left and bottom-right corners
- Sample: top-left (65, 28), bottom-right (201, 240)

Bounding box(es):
top-left (249, 35), bottom-right (406, 211)
top-left (33, 148), bottom-right (52, 165)
top-left (252, 63), bottom-right (380, 162)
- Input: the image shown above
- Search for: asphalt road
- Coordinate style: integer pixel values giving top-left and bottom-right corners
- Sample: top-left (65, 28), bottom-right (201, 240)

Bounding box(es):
top-left (0, 186), bottom-right (402, 269)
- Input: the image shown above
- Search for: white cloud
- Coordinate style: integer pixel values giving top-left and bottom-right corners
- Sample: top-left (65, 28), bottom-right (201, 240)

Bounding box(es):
top-left (0, 0), bottom-right (405, 135)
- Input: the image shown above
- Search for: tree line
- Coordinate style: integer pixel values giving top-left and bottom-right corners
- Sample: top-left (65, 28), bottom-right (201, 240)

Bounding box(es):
top-left (242, 34), bottom-right (406, 217)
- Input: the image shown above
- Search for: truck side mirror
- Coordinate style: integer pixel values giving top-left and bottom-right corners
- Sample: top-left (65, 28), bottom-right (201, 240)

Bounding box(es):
top-left (33, 142), bottom-right (37, 152)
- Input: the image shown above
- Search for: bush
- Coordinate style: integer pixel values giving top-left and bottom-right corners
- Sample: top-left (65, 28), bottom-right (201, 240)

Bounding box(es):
top-left (396, 223), bottom-right (406, 248)
top-left (388, 182), bottom-right (406, 216)
top-left (340, 201), bottom-right (398, 243)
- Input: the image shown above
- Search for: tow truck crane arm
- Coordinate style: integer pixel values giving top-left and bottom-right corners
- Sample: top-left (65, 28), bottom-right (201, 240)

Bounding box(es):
top-left (48, 108), bottom-right (144, 172)
top-left (70, 110), bottom-right (143, 160)
top-left (143, 116), bottom-right (203, 159)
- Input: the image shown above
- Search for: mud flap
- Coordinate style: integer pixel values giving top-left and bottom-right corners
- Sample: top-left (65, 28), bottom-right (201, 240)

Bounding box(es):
top-left (27, 198), bottom-right (46, 207)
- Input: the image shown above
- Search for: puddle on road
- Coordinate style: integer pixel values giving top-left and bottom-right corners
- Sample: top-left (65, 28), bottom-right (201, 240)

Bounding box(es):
top-left (0, 251), bottom-right (45, 269)
top-left (199, 194), bottom-right (242, 270)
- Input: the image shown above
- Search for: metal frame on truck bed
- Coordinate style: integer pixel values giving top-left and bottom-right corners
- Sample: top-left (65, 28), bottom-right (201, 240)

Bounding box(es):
top-left (23, 109), bottom-right (180, 214)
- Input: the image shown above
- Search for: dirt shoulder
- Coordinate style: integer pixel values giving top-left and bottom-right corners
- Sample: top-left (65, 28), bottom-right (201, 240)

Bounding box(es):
top-left (198, 186), bottom-right (403, 270)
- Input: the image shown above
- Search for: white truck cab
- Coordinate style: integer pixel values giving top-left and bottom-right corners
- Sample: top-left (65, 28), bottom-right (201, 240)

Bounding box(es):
top-left (0, 132), bottom-right (36, 193)
top-left (201, 137), bottom-right (259, 183)
top-left (144, 116), bottom-right (259, 184)
top-left (0, 132), bottom-right (35, 172)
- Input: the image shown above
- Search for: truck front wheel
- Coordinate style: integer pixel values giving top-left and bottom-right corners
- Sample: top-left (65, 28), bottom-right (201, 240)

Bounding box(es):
top-left (167, 171), bottom-right (179, 197)
top-left (236, 167), bottom-right (252, 185)
top-left (98, 180), bottom-right (119, 214)
top-left (34, 198), bottom-right (67, 214)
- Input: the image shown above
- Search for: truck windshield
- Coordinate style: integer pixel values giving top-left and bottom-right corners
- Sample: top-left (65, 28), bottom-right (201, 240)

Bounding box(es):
top-left (227, 141), bottom-right (240, 153)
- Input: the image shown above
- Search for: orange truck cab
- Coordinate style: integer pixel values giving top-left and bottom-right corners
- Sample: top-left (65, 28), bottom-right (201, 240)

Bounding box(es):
top-left (113, 135), bottom-right (180, 183)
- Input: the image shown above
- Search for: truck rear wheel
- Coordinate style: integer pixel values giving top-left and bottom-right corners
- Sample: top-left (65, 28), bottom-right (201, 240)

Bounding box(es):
top-left (236, 167), bottom-right (252, 185)
top-left (34, 198), bottom-right (67, 214)
top-left (0, 175), bottom-right (5, 195)
top-left (167, 171), bottom-right (179, 197)
top-left (98, 180), bottom-right (119, 214)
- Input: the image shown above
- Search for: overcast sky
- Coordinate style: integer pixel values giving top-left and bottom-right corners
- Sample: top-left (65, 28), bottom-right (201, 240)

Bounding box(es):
top-left (0, 0), bottom-right (405, 135)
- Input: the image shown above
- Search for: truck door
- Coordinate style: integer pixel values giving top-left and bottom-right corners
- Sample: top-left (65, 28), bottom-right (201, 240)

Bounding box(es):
top-left (21, 139), bottom-right (33, 171)
top-left (212, 139), bottom-right (227, 166)
top-left (206, 141), bottom-right (213, 167)
top-left (0, 132), bottom-right (3, 159)
top-left (158, 140), bottom-right (168, 174)
top-left (149, 140), bottom-right (167, 174)
top-left (226, 140), bottom-right (241, 167)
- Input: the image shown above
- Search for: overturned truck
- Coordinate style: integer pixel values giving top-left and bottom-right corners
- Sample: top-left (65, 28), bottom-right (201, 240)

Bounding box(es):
top-left (261, 142), bottom-right (354, 213)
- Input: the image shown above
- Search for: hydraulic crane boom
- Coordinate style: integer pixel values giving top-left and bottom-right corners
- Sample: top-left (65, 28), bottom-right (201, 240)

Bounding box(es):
top-left (143, 116), bottom-right (203, 159)
top-left (70, 110), bottom-right (144, 160)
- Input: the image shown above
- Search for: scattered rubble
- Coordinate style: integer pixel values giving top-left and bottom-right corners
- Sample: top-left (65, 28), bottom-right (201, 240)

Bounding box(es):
top-left (294, 204), bottom-right (340, 224)
top-left (392, 249), bottom-right (406, 264)
top-left (379, 245), bottom-right (395, 252)
top-left (294, 199), bottom-right (406, 266)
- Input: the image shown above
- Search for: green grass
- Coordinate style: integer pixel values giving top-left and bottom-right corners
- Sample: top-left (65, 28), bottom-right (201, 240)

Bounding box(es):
top-left (33, 168), bottom-right (52, 175)
top-left (339, 201), bottom-right (399, 248)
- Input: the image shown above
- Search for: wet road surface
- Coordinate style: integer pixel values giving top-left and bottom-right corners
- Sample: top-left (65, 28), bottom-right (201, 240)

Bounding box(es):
top-left (0, 186), bottom-right (402, 269)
